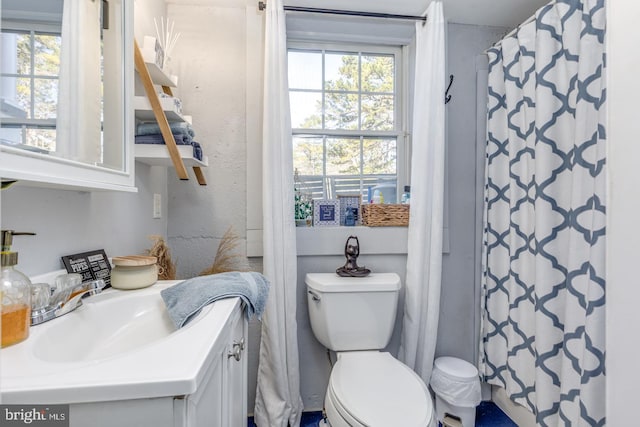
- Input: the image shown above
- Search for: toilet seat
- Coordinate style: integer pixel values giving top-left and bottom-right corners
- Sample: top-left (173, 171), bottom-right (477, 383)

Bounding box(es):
top-left (327, 351), bottom-right (433, 427)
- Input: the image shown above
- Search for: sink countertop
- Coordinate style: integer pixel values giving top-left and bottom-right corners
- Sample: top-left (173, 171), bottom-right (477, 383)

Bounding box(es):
top-left (0, 281), bottom-right (242, 404)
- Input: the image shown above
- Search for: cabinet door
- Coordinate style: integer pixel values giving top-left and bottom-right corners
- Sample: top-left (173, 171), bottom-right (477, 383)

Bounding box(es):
top-left (222, 308), bottom-right (248, 426)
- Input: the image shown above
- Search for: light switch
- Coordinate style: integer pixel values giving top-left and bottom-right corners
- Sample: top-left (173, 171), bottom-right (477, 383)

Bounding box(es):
top-left (153, 193), bottom-right (162, 219)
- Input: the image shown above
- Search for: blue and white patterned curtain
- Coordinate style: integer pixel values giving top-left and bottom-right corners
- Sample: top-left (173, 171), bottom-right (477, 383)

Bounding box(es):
top-left (480, 0), bottom-right (606, 425)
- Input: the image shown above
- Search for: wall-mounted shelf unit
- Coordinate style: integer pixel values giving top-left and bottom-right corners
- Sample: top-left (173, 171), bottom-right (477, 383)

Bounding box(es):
top-left (134, 96), bottom-right (185, 122)
top-left (135, 144), bottom-right (208, 168)
top-left (144, 62), bottom-right (178, 88)
top-left (133, 39), bottom-right (206, 185)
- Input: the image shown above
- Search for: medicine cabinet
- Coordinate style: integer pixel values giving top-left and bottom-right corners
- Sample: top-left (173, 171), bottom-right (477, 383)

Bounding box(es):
top-left (0, 0), bottom-right (135, 191)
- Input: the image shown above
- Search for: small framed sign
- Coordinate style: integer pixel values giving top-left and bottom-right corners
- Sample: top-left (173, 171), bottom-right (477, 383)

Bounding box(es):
top-left (61, 249), bottom-right (112, 288)
top-left (338, 194), bottom-right (362, 226)
top-left (313, 199), bottom-right (341, 226)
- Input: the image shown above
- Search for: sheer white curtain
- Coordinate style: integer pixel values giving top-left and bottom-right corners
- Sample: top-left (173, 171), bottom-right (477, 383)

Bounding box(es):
top-left (398, 0), bottom-right (446, 383)
top-left (56, 0), bottom-right (102, 163)
top-left (253, 0), bottom-right (303, 425)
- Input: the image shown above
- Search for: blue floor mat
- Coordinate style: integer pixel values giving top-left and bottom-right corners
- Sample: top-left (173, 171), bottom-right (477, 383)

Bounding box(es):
top-left (248, 401), bottom-right (516, 426)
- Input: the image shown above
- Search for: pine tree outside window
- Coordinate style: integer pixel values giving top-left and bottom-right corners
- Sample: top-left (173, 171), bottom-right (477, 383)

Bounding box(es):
top-left (288, 42), bottom-right (406, 203)
top-left (0, 25), bottom-right (61, 152)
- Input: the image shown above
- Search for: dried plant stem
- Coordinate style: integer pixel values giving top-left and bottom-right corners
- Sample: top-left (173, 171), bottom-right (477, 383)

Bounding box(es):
top-left (199, 226), bottom-right (250, 276)
top-left (147, 235), bottom-right (176, 280)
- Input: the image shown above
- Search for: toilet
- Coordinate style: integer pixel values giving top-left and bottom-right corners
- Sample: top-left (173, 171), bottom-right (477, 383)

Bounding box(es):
top-left (306, 273), bottom-right (434, 427)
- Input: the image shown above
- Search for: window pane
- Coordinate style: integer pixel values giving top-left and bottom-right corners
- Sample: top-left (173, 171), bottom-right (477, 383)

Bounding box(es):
top-left (325, 53), bottom-right (358, 92)
top-left (0, 76), bottom-right (27, 118)
top-left (362, 54), bottom-right (394, 93)
top-left (362, 95), bottom-right (394, 131)
top-left (363, 138), bottom-right (396, 174)
top-left (26, 128), bottom-right (56, 151)
top-left (34, 78), bottom-right (58, 119)
top-left (288, 51), bottom-right (322, 90)
top-left (0, 32), bottom-right (30, 74)
top-left (364, 177), bottom-right (397, 204)
top-left (290, 91), bottom-right (322, 129)
top-left (325, 92), bottom-right (358, 130)
top-left (295, 175), bottom-right (325, 200)
top-left (0, 126), bottom-right (23, 145)
top-left (326, 137), bottom-right (360, 175)
top-left (16, 77), bottom-right (32, 118)
top-left (293, 136), bottom-right (323, 175)
top-left (34, 34), bottom-right (61, 76)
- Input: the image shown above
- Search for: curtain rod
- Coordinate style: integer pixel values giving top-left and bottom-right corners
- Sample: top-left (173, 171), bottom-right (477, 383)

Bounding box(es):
top-left (485, 0), bottom-right (550, 53)
top-left (257, 1), bottom-right (427, 22)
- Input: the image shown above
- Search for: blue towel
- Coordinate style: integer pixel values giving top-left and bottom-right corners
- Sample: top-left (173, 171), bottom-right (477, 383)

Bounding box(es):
top-left (135, 132), bottom-right (192, 145)
top-left (136, 122), bottom-right (195, 138)
top-left (161, 272), bottom-right (270, 328)
top-left (192, 142), bottom-right (203, 161)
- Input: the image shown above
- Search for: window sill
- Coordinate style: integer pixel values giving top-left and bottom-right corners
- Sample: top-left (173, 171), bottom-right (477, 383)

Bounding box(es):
top-left (247, 226), bottom-right (409, 257)
top-left (295, 226), bottom-right (408, 256)
top-left (247, 225), bottom-right (450, 257)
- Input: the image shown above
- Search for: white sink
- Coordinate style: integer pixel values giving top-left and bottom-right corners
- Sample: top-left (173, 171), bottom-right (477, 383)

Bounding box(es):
top-left (32, 291), bottom-right (177, 363)
top-left (0, 280), bottom-right (241, 405)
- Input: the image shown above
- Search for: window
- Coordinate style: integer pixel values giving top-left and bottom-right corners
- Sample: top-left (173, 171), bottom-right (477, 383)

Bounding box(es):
top-left (288, 43), bottom-right (405, 203)
top-left (0, 27), bottom-right (61, 152)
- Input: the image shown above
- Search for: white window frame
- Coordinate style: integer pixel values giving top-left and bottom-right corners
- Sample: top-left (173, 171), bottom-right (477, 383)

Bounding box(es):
top-left (244, 9), bottom-right (415, 256)
top-left (288, 40), bottom-right (409, 202)
top-left (1, 22), bottom-right (62, 149)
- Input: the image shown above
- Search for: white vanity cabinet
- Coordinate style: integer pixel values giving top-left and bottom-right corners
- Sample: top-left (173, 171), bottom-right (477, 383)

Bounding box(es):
top-left (68, 299), bottom-right (248, 427)
top-left (172, 300), bottom-right (248, 427)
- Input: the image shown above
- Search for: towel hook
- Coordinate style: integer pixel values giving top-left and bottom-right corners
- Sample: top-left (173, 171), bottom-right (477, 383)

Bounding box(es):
top-left (445, 74), bottom-right (454, 104)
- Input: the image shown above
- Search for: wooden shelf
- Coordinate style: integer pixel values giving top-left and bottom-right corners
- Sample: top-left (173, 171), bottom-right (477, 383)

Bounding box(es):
top-left (135, 144), bottom-right (208, 168)
top-left (134, 96), bottom-right (185, 122)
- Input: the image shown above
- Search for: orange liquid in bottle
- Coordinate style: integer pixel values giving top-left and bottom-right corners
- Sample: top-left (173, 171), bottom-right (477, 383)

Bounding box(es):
top-left (1, 304), bottom-right (30, 347)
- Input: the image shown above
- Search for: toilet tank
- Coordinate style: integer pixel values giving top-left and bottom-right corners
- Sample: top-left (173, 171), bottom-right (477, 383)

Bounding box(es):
top-left (305, 273), bottom-right (401, 352)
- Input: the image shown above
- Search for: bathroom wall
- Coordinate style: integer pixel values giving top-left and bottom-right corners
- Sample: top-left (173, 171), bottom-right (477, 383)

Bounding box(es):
top-left (164, 0), bottom-right (250, 279)
top-left (0, 3), bottom-right (171, 277)
top-left (437, 23), bottom-right (507, 363)
top-left (0, 164), bottom-right (168, 276)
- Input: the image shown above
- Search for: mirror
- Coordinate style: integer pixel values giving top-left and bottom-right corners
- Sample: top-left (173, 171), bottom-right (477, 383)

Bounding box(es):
top-left (0, 0), bottom-right (126, 172)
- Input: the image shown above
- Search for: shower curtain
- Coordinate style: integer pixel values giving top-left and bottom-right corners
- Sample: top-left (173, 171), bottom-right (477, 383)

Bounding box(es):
top-left (253, 0), bottom-right (304, 425)
top-left (398, 0), bottom-right (445, 383)
top-left (480, 0), bottom-right (606, 425)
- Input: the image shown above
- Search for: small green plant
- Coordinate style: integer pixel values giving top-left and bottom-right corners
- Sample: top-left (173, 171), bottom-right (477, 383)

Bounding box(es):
top-left (294, 169), bottom-right (312, 225)
top-left (294, 189), bottom-right (312, 222)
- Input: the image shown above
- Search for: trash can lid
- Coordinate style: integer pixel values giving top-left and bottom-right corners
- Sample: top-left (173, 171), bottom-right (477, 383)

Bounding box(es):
top-left (433, 357), bottom-right (479, 381)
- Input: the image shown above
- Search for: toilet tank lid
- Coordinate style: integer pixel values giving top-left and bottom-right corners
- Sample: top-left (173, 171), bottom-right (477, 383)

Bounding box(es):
top-left (305, 273), bottom-right (400, 293)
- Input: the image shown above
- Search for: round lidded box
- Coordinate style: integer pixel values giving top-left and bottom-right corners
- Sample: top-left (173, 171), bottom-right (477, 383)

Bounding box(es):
top-left (111, 255), bottom-right (158, 290)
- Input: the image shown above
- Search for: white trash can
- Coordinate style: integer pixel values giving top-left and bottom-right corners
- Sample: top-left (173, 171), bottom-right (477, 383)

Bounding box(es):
top-left (430, 357), bottom-right (481, 427)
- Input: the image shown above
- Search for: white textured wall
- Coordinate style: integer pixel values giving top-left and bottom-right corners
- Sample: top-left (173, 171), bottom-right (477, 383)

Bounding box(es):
top-left (166, 1), bottom-right (248, 279)
top-left (0, 164), bottom-right (168, 276)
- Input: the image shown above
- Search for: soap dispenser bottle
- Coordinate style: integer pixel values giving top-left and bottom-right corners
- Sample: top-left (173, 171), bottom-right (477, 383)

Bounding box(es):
top-left (1, 230), bottom-right (35, 347)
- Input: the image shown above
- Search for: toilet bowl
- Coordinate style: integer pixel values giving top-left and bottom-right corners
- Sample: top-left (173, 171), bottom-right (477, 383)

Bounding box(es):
top-left (325, 352), bottom-right (433, 427)
top-left (305, 273), bottom-right (434, 427)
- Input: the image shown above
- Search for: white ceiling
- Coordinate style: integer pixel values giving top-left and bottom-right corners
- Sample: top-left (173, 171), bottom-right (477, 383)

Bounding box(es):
top-left (283, 0), bottom-right (552, 29)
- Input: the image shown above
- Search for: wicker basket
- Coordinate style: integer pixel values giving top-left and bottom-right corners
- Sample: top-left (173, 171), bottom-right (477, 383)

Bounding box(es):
top-left (361, 204), bottom-right (410, 227)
